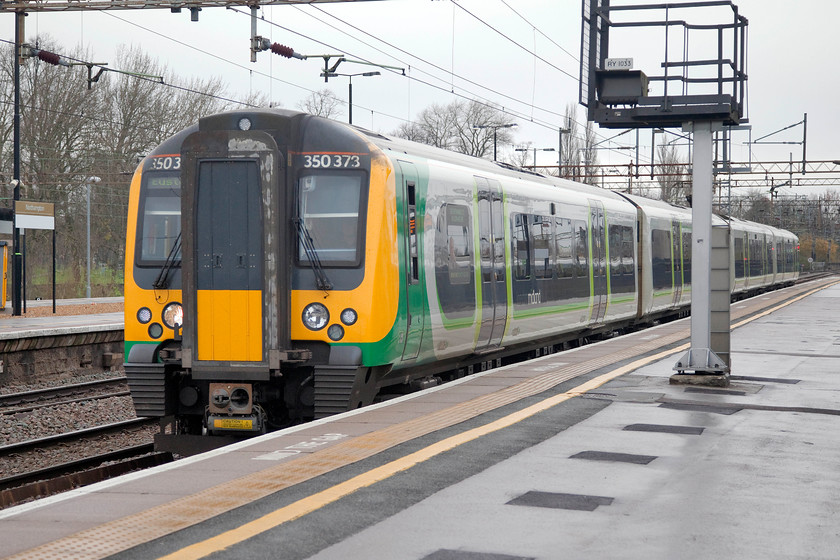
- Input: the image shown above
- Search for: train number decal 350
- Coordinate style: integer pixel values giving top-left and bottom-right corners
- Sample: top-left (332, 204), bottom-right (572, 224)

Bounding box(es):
top-left (301, 153), bottom-right (361, 169)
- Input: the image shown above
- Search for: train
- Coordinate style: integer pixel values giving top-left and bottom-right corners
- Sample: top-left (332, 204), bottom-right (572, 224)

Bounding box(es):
top-left (123, 108), bottom-right (799, 453)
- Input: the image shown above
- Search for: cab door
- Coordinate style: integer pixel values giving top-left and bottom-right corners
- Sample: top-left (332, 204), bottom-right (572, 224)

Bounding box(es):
top-left (194, 160), bottom-right (263, 362)
top-left (398, 161), bottom-right (424, 360)
top-left (476, 177), bottom-right (507, 350)
top-left (180, 128), bottom-right (285, 376)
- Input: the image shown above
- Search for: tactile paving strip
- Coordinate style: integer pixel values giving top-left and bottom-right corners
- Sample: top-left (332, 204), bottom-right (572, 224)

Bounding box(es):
top-left (11, 280), bottom-right (833, 560)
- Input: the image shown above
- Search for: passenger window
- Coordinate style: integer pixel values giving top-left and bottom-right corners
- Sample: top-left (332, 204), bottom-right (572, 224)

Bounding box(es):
top-left (532, 216), bottom-right (552, 279)
top-left (512, 213), bottom-right (530, 280)
top-left (555, 218), bottom-right (575, 278)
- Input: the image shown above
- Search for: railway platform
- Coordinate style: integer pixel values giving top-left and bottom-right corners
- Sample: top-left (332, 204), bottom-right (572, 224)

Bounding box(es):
top-left (0, 298), bottom-right (123, 383)
top-left (1, 278), bottom-right (838, 560)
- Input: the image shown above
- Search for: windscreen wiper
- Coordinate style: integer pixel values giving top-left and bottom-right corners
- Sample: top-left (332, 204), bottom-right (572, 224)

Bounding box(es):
top-left (295, 218), bottom-right (332, 291)
top-left (153, 232), bottom-right (182, 289)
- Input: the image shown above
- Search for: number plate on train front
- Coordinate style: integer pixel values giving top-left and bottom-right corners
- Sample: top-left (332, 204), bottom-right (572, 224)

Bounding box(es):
top-left (214, 418), bottom-right (253, 430)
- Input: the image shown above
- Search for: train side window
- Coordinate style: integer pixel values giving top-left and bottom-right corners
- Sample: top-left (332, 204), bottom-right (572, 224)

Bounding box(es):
top-left (445, 204), bottom-right (472, 285)
top-left (766, 237), bottom-right (772, 275)
top-left (776, 241), bottom-right (783, 272)
top-left (555, 218), bottom-right (574, 278)
top-left (512, 213), bottom-right (530, 280)
top-left (574, 220), bottom-right (589, 279)
top-left (407, 181), bottom-right (419, 283)
top-left (750, 237), bottom-right (762, 277)
top-left (682, 230), bottom-right (691, 284)
top-left (622, 226), bottom-right (635, 276)
top-left (734, 236), bottom-right (745, 278)
top-left (532, 215), bottom-right (551, 279)
top-left (608, 224), bottom-right (622, 277)
top-left (651, 227), bottom-right (672, 290)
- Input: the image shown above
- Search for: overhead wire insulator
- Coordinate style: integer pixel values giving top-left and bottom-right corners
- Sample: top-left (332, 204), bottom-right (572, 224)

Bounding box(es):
top-left (270, 44), bottom-right (305, 60)
top-left (34, 49), bottom-right (69, 67)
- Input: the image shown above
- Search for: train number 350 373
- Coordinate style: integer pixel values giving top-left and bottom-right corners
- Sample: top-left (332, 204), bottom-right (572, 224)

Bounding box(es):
top-left (302, 154), bottom-right (361, 169)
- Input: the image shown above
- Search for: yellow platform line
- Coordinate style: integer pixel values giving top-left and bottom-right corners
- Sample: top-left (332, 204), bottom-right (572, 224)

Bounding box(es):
top-left (159, 341), bottom-right (689, 560)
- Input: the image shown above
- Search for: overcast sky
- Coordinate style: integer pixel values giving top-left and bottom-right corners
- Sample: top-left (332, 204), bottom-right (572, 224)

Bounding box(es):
top-left (4, 0), bottom-right (839, 175)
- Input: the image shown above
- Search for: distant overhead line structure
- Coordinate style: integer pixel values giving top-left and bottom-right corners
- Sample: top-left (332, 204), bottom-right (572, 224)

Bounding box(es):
top-left (0, 0), bottom-right (381, 11)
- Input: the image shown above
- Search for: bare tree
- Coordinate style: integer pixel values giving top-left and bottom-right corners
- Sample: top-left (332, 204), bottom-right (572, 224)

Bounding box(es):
top-left (507, 142), bottom-right (532, 168)
top-left (0, 37), bottom-right (260, 297)
top-left (583, 120), bottom-right (599, 186)
top-left (656, 142), bottom-right (690, 203)
top-left (560, 104), bottom-right (581, 180)
top-left (392, 99), bottom-right (516, 159)
top-left (297, 88), bottom-right (344, 119)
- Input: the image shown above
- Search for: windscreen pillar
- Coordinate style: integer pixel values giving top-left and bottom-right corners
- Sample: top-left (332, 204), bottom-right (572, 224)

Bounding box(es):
top-left (673, 121), bottom-right (729, 382)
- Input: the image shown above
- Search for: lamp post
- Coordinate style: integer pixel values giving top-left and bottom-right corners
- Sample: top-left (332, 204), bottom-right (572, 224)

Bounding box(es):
top-left (86, 176), bottom-right (100, 299)
top-left (474, 123), bottom-right (517, 160)
top-left (320, 71), bottom-right (381, 125)
top-left (515, 146), bottom-right (555, 168)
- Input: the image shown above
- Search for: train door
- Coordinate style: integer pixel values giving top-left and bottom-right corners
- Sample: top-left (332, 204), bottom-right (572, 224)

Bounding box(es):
top-left (179, 128), bottom-right (286, 383)
top-left (194, 160), bottom-right (264, 362)
top-left (671, 220), bottom-right (683, 305)
top-left (398, 161), bottom-right (424, 360)
top-left (476, 177), bottom-right (508, 350)
top-left (589, 200), bottom-right (607, 323)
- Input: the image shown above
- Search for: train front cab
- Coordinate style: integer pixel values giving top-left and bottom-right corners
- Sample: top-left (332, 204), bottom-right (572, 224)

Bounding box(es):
top-left (125, 111), bottom-right (403, 449)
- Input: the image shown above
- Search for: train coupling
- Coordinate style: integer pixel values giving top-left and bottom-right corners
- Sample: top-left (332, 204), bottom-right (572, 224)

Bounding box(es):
top-left (206, 382), bottom-right (265, 435)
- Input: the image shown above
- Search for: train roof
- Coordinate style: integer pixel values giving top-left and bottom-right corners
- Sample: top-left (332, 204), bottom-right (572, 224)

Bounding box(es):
top-left (353, 122), bottom-right (634, 205)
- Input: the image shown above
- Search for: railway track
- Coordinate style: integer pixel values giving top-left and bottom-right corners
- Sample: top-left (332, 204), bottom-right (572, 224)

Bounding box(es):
top-left (0, 417), bottom-right (155, 458)
top-left (0, 417), bottom-right (162, 508)
top-left (0, 444), bottom-right (172, 509)
top-left (0, 377), bottom-right (129, 414)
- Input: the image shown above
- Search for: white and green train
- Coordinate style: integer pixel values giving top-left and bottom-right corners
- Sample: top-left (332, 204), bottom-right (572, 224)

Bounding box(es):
top-left (123, 109), bottom-right (799, 453)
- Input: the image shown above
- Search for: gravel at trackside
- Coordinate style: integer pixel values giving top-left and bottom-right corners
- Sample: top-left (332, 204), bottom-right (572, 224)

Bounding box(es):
top-left (1, 395), bottom-right (139, 447)
top-left (1, 386), bottom-right (155, 481)
top-left (0, 370), bottom-right (125, 396)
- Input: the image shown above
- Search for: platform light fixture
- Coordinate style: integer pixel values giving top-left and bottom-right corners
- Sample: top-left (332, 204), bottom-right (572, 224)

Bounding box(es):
top-left (474, 123), bottom-right (517, 161)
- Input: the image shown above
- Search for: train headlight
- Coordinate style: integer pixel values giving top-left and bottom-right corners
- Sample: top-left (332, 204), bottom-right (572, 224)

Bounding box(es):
top-left (327, 324), bottom-right (345, 341)
top-left (148, 323), bottom-right (164, 339)
top-left (340, 308), bottom-right (357, 326)
top-left (137, 307), bottom-right (152, 324)
top-left (162, 302), bottom-right (184, 329)
top-left (302, 303), bottom-right (329, 330)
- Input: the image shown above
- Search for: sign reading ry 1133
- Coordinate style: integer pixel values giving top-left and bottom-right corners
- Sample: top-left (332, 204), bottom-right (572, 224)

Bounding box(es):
top-left (604, 57), bottom-right (633, 70)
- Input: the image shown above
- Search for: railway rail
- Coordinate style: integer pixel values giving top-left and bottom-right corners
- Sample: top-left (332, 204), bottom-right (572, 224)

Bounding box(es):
top-left (0, 417), bottom-right (154, 459)
top-left (0, 417), bottom-right (158, 507)
top-left (0, 445), bottom-right (172, 509)
top-left (0, 377), bottom-right (128, 411)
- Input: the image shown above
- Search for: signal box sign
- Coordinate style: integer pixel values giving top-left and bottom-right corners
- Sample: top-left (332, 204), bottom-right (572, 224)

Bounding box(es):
top-left (604, 58), bottom-right (633, 70)
top-left (15, 200), bottom-right (55, 230)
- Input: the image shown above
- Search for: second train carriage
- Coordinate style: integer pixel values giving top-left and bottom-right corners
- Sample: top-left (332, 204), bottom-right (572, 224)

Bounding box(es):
top-left (124, 109), bottom-right (798, 450)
